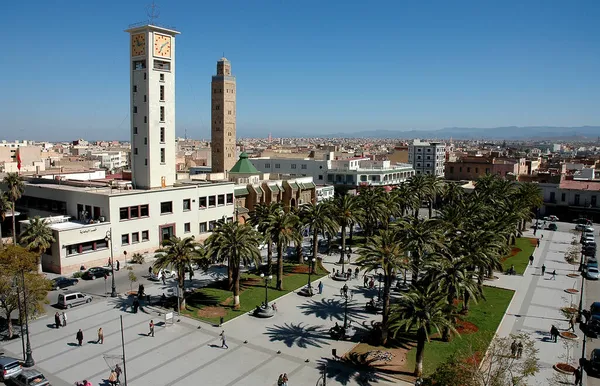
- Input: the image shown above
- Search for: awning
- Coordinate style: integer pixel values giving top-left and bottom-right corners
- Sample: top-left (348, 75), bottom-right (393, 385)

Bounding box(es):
top-left (234, 187), bottom-right (249, 196)
top-left (267, 184), bottom-right (281, 192)
top-left (303, 182), bottom-right (316, 189)
top-left (251, 185), bottom-right (263, 196)
top-left (288, 182), bottom-right (299, 190)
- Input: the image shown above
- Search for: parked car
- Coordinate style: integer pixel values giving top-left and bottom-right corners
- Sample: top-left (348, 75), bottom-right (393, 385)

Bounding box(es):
top-left (547, 223), bottom-right (558, 231)
top-left (585, 227), bottom-right (596, 233)
top-left (576, 224), bottom-right (587, 231)
top-left (81, 267), bottom-right (111, 280)
top-left (11, 369), bottom-right (50, 386)
top-left (51, 276), bottom-right (79, 290)
top-left (0, 356), bottom-right (22, 381)
top-left (588, 261), bottom-right (599, 270)
top-left (577, 218), bottom-right (593, 225)
top-left (587, 267), bottom-right (600, 280)
top-left (149, 269), bottom-right (176, 281)
top-left (58, 292), bottom-right (92, 309)
top-left (588, 348), bottom-right (600, 375)
top-left (545, 215), bottom-right (559, 221)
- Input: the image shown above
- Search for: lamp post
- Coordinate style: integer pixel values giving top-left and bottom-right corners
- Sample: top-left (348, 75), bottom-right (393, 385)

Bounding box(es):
top-left (342, 291), bottom-right (349, 329)
top-left (13, 277), bottom-right (25, 362)
top-left (377, 272), bottom-right (383, 301)
top-left (105, 230), bottom-right (117, 298)
top-left (578, 268), bottom-right (586, 315)
top-left (21, 270), bottom-right (34, 367)
top-left (338, 245), bottom-right (351, 273)
top-left (260, 273), bottom-right (272, 307)
top-left (304, 256), bottom-right (316, 287)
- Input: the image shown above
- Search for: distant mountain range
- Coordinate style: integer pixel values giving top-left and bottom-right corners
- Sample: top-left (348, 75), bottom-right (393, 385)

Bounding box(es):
top-left (319, 126), bottom-right (600, 140)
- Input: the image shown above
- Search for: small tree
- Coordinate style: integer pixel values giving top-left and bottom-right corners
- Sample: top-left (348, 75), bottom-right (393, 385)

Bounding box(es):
top-left (127, 266), bottom-right (137, 293)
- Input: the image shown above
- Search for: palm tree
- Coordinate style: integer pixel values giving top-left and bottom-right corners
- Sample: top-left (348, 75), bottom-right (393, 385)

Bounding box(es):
top-left (356, 187), bottom-right (385, 237)
top-left (406, 174), bottom-right (431, 218)
top-left (394, 183), bottom-right (418, 217)
top-left (357, 229), bottom-right (406, 345)
top-left (300, 202), bottom-right (337, 266)
top-left (205, 222), bottom-right (261, 308)
top-left (332, 194), bottom-right (361, 265)
top-left (424, 174), bottom-right (445, 218)
top-left (389, 283), bottom-right (457, 377)
top-left (0, 191), bottom-right (11, 247)
top-left (19, 216), bottom-right (56, 273)
top-left (2, 173), bottom-right (24, 244)
top-left (393, 217), bottom-right (443, 284)
top-left (515, 182), bottom-right (543, 230)
top-left (268, 204), bottom-right (299, 290)
top-left (441, 182), bottom-right (464, 206)
top-left (249, 203), bottom-right (279, 274)
top-left (153, 236), bottom-right (206, 309)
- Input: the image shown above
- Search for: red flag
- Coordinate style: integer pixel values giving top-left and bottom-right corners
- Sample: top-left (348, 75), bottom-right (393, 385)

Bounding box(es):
top-left (16, 148), bottom-right (22, 171)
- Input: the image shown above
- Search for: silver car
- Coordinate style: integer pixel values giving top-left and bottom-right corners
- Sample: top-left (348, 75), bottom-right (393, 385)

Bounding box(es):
top-left (587, 267), bottom-right (600, 280)
top-left (11, 369), bottom-right (50, 386)
top-left (0, 356), bottom-right (22, 381)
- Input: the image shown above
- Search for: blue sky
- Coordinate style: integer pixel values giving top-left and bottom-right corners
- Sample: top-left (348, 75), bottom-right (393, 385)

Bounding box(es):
top-left (1, 0), bottom-right (599, 141)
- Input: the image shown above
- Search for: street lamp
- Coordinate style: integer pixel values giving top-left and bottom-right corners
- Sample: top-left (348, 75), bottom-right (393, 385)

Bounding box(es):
top-left (105, 230), bottom-right (117, 298)
top-left (342, 291), bottom-right (349, 329)
top-left (21, 270), bottom-right (34, 367)
top-left (260, 273), bottom-right (273, 308)
top-left (338, 245), bottom-right (351, 273)
top-left (304, 256), bottom-right (316, 288)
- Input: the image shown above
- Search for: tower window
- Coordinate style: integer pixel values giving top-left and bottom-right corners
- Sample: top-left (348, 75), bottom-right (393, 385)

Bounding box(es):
top-left (133, 106), bottom-right (138, 113)
top-left (215, 105), bottom-right (220, 110)
top-left (144, 116), bottom-right (147, 123)
top-left (134, 60), bottom-right (146, 70)
top-left (160, 127), bottom-right (165, 143)
top-left (160, 148), bottom-right (165, 163)
top-left (144, 95), bottom-right (147, 102)
top-left (228, 110), bottom-right (232, 115)
top-left (134, 127), bottom-right (138, 134)
top-left (144, 137), bottom-right (147, 145)
top-left (154, 60), bottom-right (171, 71)
top-left (160, 106), bottom-right (165, 122)
top-left (159, 73), bottom-right (164, 82)
top-left (144, 72), bottom-right (147, 80)
top-left (133, 85), bottom-right (137, 92)
top-left (160, 85), bottom-right (164, 101)
top-left (144, 158), bottom-right (147, 165)
top-left (134, 148), bottom-right (138, 155)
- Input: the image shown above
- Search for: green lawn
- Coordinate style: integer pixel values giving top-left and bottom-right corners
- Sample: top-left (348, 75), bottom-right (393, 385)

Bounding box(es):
top-left (404, 286), bottom-right (515, 376)
top-left (501, 237), bottom-right (537, 274)
top-left (181, 263), bottom-right (328, 325)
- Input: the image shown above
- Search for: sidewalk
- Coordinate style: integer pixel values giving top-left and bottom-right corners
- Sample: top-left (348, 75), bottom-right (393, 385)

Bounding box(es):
top-left (486, 227), bottom-right (583, 385)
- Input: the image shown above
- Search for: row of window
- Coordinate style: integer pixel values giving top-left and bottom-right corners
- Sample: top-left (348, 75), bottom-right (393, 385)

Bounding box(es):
top-left (66, 238), bottom-right (108, 256)
top-left (212, 88), bottom-right (235, 94)
top-left (120, 205), bottom-right (150, 220)
top-left (265, 163), bottom-right (309, 170)
top-left (121, 230), bottom-right (150, 246)
top-left (120, 196), bottom-right (234, 220)
top-left (199, 194), bottom-right (234, 209)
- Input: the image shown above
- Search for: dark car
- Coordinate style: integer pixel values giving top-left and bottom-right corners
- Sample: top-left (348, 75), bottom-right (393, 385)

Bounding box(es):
top-left (81, 267), bottom-right (111, 280)
top-left (51, 276), bottom-right (79, 290)
top-left (12, 369), bottom-right (50, 386)
top-left (589, 348), bottom-right (600, 374)
top-left (547, 223), bottom-right (558, 231)
top-left (583, 247), bottom-right (597, 257)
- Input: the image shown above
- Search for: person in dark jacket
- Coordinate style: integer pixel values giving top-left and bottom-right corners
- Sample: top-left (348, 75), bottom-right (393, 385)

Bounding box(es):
top-left (76, 329), bottom-right (84, 346)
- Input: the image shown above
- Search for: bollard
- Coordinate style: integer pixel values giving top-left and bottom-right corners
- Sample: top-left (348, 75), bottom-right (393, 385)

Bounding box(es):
top-left (332, 348), bottom-right (337, 358)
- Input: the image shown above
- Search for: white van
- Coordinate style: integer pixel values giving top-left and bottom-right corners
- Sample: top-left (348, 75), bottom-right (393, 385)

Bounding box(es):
top-left (58, 292), bottom-right (92, 309)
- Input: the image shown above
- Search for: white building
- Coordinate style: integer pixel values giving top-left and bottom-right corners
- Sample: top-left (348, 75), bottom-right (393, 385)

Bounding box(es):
top-left (88, 151), bottom-right (128, 172)
top-left (408, 139), bottom-right (446, 176)
top-left (316, 185), bottom-right (335, 202)
top-left (250, 152), bottom-right (415, 189)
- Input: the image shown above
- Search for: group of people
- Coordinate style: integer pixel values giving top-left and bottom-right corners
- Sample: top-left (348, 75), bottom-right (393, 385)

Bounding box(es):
top-left (54, 311), bottom-right (67, 328)
top-left (510, 340), bottom-right (524, 358)
top-left (107, 364), bottom-right (123, 385)
top-left (277, 373), bottom-right (289, 386)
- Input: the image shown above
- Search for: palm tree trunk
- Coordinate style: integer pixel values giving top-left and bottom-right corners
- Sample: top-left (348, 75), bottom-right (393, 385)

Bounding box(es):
top-left (276, 244), bottom-right (284, 290)
top-left (179, 274), bottom-right (186, 309)
top-left (227, 258), bottom-right (233, 290)
top-left (349, 222), bottom-right (354, 242)
top-left (462, 291), bottom-right (471, 314)
top-left (266, 241), bottom-right (273, 274)
top-left (296, 240), bottom-right (303, 264)
top-left (338, 225), bottom-right (346, 264)
top-left (232, 263), bottom-right (240, 309)
top-left (415, 327), bottom-right (426, 377)
top-left (312, 229), bottom-right (319, 270)
top-left (381, 274), bottom-right (391, 346)
top-left (428, 200), bottom-right (433, 219)
top-left (0, 223), bottom-right (3, 247)
top-left (6, 315), bottom-right (12, 339)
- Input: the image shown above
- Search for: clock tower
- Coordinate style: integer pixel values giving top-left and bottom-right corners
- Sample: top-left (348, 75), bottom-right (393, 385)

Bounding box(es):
top-left (211, 57), bottom-right (237, 173)
top-left (125, 24), bottom-right (180, 189)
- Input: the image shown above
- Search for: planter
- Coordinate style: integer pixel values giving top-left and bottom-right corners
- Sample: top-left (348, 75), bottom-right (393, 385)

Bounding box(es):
top-left (484, 276), bottom-right (500, 281)
top-left (553, 363), bottom-right (576, 374)
top-left (559, 331), bottom-right (579, 340)
top-left (567, 274), bottom-right (580, 278)
top-left (332, 274), bottom-right (349, 282)
top-left (564, 289), bottom-right (579, 294)
top-left (561, 307), bottom-right (578, 314)
top-left (298, 286), bottom-right (314, 297)
top-left (253, 305), bottom-right (275, 318)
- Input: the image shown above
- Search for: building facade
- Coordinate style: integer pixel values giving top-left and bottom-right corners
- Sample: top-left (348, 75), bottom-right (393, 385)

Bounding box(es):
top-left (126, 24), bottom-right (179, 189)
top-left (211, 58), bottom-right (237, 173)
top-left (408, 139), bottom-right (446, 176)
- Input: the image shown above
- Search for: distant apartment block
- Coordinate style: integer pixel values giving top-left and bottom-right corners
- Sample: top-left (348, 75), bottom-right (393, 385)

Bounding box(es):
top-left (408, 139), bottom-right (445, 176)
top-left (444, 155), bottom-right (528, 181)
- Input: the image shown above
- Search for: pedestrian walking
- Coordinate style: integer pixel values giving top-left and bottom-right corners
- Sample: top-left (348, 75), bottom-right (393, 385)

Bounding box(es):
top-left (318, 281), bottom-right (323, 294)
top-left (529, 255), bottom-right (534, 265)
top-left (552, 270), bottom-right (557, 280)
top-left (537, 239), bottom-right (540, 247)
top-left (97, 327), bottom-right (104, 344)
top-left (220, 330), bottom-right (228, 349)
top-left (342, 283), bottom-right (348, 297)
top-left (369, 278), bottom-right (375, 289)
top-left (149, 266), bottom-right (152, 275)
top-left (114, 364), bottom-right (122, 383)
top-left (541, 234), bottom-right (544, 239)
top-left (541, 264), bottom-right (546, 276)
top-left (277, 374), bottom-right (284, 386)
top-left (62, 312), bottom-right (67, 326)
top-left (133, 298), bottom-right (140, 313)
top-left (551, 325), bottom-right (559, 342)
top-left (510, 340), bottom-right (518, 357)
top-left (76, 329), bottom-right (84, 346)
top-left (569, 315), bottom-right (576, 332)
top-left (363, 275), bottom-right (368, 288)
top-left (148, 320), bottom-right (154, 337)
top-left (54, 312), bottom-right (61, 329)
top-left (574, 366), bottom-right (582, 385)
top-left (282, 373), bottom-right (289, 386)
top-left (272, 303), bottom-right (278, 312)
top-left (108, 370), bottom-right (118, 386)
top-left (516, 341), bottom-right (523, 358)
top-left (354, 267), bottom-right (359, 279)
top-left (116, 260), bottom-right (120, 271)
top-left (162, 273), bottom-right (166, 285)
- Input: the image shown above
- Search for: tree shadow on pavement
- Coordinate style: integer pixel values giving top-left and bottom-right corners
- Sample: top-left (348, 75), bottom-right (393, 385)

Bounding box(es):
top-left (298, 298), bottom-right (368, 323)
top-left (264, 322), bottom-right (330, 348)
top-left (316, 353), bottom-right (402, 386)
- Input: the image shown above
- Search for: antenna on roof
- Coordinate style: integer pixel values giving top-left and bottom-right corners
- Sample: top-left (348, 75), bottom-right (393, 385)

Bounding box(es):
top-left (146, 1), bottom-right (160, 24)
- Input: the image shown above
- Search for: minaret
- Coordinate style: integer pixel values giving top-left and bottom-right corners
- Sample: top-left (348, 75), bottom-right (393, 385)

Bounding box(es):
top-left (125, 24), bottom-right (180, 189)
top-left (211, 57), bottom-right (237, 173)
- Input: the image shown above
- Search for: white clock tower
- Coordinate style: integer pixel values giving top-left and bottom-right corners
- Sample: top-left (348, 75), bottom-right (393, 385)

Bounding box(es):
top-left (125, 24), bottom-right (180, 189)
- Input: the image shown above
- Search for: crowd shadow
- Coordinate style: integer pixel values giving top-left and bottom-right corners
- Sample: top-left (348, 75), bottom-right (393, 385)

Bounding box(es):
top-left (298, 298), bottom-right (368, 323)
top-left (264, 322), bottom-right (329, 348)
top-left (315, 353), bottom-right (402, 386)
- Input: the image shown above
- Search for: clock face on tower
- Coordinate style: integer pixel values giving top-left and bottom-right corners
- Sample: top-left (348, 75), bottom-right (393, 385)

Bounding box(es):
top-left (153, 34), bottom-right (172, 58)
top-left (131, 33), bottom-right (146, 57)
